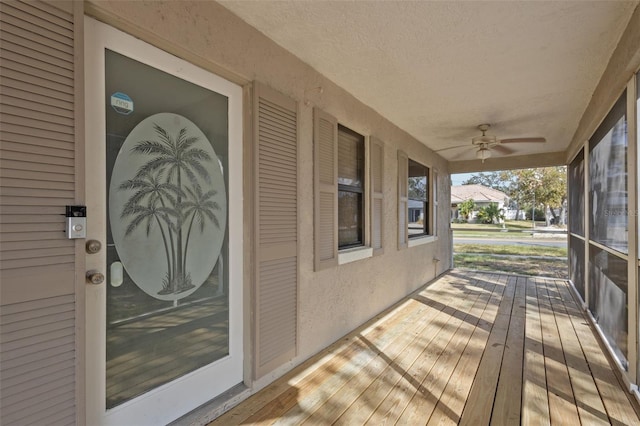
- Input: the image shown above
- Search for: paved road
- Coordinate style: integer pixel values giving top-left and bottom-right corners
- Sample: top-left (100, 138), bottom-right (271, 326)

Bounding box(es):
top-left (453, 237), bottom-right (567, 248)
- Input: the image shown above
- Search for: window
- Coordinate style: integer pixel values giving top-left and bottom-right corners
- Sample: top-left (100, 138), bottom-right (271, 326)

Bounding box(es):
top-left (398, 152), bottom-right (436, 248)
top-left (338, 125), bottom-right (365, 248)
top-left (433, 171), bottom-right (438, 237)
top-left (568, 149), bottom-right (585, 300)
top-left (314, 108), bottom-right (382, 270)
top-left (587, 91), bottom-right (628, 366)
top-left (588, 92), bottom-right (627, 254)
top-left (408, 159), bottom-right (429, 237)
top-left (569, 149), bottom-right (585, 237)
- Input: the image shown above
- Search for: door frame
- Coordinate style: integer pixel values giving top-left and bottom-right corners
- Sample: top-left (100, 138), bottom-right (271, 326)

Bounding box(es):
top-left (84, 16), bottom-right (244, 425)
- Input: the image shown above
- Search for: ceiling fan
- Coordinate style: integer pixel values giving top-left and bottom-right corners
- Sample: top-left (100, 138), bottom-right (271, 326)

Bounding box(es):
top-left (437, 124), bottom-right (546, 162)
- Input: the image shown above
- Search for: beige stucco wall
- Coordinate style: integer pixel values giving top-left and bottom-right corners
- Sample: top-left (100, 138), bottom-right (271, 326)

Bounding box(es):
top-left (85, 0), bottom-right (451, 380)
top-left (566, 3), bottom-right (640, 161)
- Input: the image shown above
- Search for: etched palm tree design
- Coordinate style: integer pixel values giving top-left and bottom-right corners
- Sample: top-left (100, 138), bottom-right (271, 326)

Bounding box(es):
top-left (119, 123), bottom-right (219, 295)
top-left (119, 169), bottom-right (180, 288)
top-left (182, 184), bottom-right (220, 278)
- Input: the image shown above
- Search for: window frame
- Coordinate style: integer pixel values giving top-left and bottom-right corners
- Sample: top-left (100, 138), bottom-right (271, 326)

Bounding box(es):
top-left (313, 107), bottom-right (382, 268)
top-left (407, 158), bottom-right (431, 239)
top-left (337, 124), bottom-right (366, 250)
top-left (398, 152), bottom-right (437, 249)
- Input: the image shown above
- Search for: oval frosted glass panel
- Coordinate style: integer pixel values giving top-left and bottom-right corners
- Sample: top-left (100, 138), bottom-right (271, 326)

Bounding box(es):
top-left (588, 244), bottom-right (628, 366)
top-left (588, 92), bottom-right (628, 254)
top-left (109, 113), bottom-right (227, 301)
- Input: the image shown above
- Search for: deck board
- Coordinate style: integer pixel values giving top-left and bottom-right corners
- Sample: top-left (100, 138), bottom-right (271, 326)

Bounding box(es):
top-left (554, 279), bottom-right (640, 425)
top-left (426, 275), bottom-right (501, 426)
top-left (459, 274), bottom-right (513, 426)
top-left (275, 275), bottom-right (482, 425)
top-left (521, 276), bottom-right (551, 425)
top-left (333, 276), bottom-right (489, 425)
top-left (210, 271), bottom-right (640, 426)
top-left (395, 272), bottom-right (498, 424)
top-left (547, 279), bottom-right (609, 425)
top-left (490, 275), bottom-right (525, 425)
top-left (362, 272), bottom-right (495, 425)
top-left (538, 277), bottom-right (581, 425)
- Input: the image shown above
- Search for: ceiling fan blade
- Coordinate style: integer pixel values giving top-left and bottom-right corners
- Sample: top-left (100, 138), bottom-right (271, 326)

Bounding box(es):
top-left (493, 144), bottom-right (515, 155)
top-left (435, 144), bottom-right (469, 153)
top-left (450, 149), bottom-right (472, 160)
top-left (499, 137), bottom-right (546, 144)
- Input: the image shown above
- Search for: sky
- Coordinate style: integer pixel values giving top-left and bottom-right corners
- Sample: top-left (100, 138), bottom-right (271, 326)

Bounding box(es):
top-left (451, 172), bottom-right (475, 186)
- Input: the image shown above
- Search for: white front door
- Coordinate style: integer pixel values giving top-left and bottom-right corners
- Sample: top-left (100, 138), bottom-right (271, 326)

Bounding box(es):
top-left (84, 17), bottom-right (243, 425)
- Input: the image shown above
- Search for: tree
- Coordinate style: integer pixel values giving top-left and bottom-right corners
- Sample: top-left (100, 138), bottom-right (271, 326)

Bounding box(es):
top-left (408, 176), bottom-right (426, 199)
top-left (463, 170), bottom-right (519, 216)
top-left (462, 171), bottom-right (511, 194)
top-left (515, 167), bottom-right (567, 225)
top-left (462, 167), bottom-right (567, 223)
top-left (458, 199), bottom-right (475, 220)
top-left (537, 166), bottom-right (567, 222)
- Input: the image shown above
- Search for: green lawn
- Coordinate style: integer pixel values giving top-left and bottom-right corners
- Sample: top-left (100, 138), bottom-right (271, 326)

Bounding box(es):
top-left (453, 230), bottom-right (541, 239)
top-left (454, 243), bottom-right (567, 257)
top-left (453, 254), bottom-right (567, 278)
top-left (453, 242), bottom-right (568, 278)
top-left (451, 220), bottom-right (567, 240)
top-left (451, 220), bottom-right (543, 230)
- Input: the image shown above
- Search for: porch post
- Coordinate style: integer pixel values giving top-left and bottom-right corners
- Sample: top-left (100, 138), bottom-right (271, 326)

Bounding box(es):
top-left (627, 75), bottom-right (638, 384)
top-left (583, 146), bottom-right (590, 311)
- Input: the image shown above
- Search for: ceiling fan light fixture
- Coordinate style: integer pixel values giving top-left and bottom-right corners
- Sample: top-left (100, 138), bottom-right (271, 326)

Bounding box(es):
top-left (476, 147), bottom-right (491, 162)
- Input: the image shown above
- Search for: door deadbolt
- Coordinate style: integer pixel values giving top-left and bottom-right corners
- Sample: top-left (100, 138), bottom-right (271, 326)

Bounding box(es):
top-left (86, 240), bottom-right (102, 254)
top-left (86, 271), bottom-right (105, 285)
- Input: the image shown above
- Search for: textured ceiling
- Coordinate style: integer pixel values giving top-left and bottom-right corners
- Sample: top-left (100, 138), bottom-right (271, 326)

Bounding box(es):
top-left (220, 0), bottom-right (636, 163)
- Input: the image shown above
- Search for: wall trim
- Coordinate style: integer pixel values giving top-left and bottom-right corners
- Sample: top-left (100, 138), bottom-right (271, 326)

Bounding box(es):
top-left (449, 151), bottom-right (566, 173)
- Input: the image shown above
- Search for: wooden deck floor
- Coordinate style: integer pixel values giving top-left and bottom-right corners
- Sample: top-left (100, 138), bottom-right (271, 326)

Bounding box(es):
top-left (211, 271), bottom-right (640, 425)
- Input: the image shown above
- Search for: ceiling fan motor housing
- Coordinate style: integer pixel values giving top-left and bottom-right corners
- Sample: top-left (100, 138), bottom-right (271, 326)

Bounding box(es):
top-left (472, 134), bottom-right (497, 146)
top-left (472, 124), bottom-right (497, 146)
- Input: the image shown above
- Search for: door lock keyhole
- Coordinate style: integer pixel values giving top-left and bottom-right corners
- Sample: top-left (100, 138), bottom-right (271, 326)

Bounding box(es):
top-left (86, 271), bottom-right (105, 285)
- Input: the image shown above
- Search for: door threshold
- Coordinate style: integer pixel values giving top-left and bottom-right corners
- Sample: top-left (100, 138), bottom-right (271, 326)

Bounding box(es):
top-left (169, 383), bottom-right (250, 425)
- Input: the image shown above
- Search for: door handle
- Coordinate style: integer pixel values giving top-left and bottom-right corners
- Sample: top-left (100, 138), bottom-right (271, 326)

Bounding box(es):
top-left (86, 270), bottom-right (105, 285)
top-left (86, 239), bottom-right (102, 254)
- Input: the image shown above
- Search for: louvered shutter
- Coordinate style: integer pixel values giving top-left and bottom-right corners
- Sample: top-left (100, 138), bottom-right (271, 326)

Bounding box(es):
top-left (253, 83), bottom-right (298, 378)
top-left (313, 108), bottom-right (338, 270)
top-left (370, 137), bottom-right (384, 255)
top-left (0, 1), bottom-right (79, 424)
top-left (397, 150), bottom-right (408, 249)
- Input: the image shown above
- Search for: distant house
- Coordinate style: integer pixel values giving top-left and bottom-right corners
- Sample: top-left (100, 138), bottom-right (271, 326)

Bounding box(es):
top-left (408, 199), bottom-right (425, 223)
top-left (451, 184), bottom-right (508, 221)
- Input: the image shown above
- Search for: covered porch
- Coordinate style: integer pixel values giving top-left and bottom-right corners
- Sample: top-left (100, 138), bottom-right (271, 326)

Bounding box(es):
top-left (3, 1), bottom-right (640, 425)
top-left (209, 271), bottom-right (639, 425)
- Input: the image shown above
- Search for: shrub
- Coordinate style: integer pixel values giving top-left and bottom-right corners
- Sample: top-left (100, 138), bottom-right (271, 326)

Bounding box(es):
top-left (526, 207), bottom-right (545, 221)
top-left (477, 203), bottom-right (504, 224)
